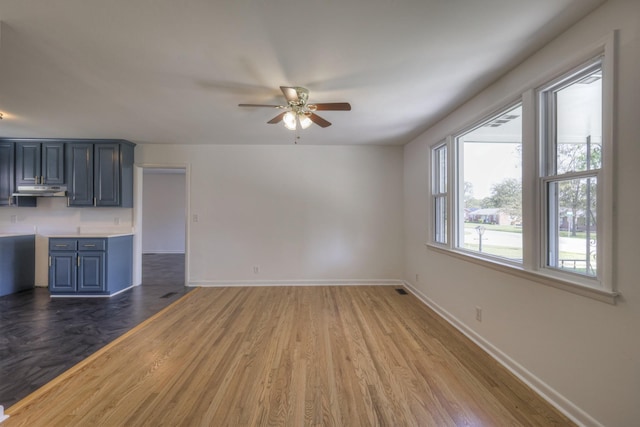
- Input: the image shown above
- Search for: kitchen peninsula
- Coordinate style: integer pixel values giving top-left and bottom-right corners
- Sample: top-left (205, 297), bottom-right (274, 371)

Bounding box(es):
top-left (48, 233), bottom-right (133, 296)
top-left (0, 234), bottom-right (35, 297)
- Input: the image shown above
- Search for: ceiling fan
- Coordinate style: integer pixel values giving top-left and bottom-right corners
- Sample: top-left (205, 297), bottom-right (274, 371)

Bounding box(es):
top-left (239, 86), bottom-right (351, 130)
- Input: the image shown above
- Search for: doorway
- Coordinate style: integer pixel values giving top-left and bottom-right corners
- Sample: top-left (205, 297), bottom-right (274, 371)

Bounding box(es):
top-left (134, 166), bottom-right (188, 288)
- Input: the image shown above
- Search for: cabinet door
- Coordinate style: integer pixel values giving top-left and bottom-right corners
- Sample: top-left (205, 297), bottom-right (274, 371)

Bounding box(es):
top-left (15, 142), bottom-right (41, 185)
top-left (66, 143), bottom-right (94, 206)
top-left (49, 252), bottom-right (77, 292)
top-left (42, 142), bottom-right (65, 184)
top-left (78, 252), bottom-right (105, 292)
top-left (94, 143), bottom-right (120, 206)
top-left (0, 142), bottom-right (14, 206)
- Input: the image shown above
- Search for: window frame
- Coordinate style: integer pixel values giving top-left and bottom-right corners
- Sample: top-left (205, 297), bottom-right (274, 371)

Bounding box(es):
top-left (430, 141), bottom-right (449, 245)
top-left (537, 56), bottom-right (612, 291)
top-left (452, 100), bottom-right (524, 266)
top-left (426, 33), bottom-right (617, 304)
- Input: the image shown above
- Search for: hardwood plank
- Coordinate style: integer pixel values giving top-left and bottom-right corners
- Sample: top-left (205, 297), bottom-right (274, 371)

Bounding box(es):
top-left (5, 286), bottom-right (574, 426)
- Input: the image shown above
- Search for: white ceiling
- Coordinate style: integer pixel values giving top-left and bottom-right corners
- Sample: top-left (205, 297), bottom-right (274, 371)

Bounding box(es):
top-left (0, 0), bottom-right (605, 146)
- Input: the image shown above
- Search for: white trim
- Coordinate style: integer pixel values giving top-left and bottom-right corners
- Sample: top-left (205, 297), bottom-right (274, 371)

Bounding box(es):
top-left (49, 284), bottom-right (136, 298)
top-left (600, 30), bottom-right (617, 294)
top-left (403, 281), bottom-right (605, 427)
top-left (0, 405), bottom-right (9, 423)
top-left (142, 250), bottom-right (185, 255)
top-left (189, 279), bottom-right (403, 288)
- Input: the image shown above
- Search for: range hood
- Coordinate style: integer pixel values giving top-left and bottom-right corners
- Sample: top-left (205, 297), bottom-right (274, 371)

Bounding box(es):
top-left (12, 185), bottom-right (68, 197)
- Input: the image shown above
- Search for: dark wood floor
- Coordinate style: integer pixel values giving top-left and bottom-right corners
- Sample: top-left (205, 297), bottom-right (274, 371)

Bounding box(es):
top-left (0, 253), bottom-right (187, 408)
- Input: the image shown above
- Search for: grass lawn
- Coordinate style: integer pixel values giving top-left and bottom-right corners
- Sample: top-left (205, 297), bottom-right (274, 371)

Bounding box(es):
top-left (464, 223), bottom-right (597, 239)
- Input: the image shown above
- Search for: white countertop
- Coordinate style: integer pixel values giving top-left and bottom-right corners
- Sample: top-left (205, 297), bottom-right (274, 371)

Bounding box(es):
top-left (44, 233), bottom-right (134, 238)
top-left (0, 233), bottom-right (36, 238)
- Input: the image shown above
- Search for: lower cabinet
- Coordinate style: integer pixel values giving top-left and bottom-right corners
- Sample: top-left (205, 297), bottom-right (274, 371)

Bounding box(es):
top-left (49, 235), bottom-right (132, 296)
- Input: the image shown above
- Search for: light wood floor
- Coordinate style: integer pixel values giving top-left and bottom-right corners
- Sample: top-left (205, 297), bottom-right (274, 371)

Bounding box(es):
top-left (6, 286), bottom-right (573, 426)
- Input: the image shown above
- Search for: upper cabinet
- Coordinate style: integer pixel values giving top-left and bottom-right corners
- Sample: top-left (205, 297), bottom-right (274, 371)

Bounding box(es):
top-left (0, 142), bottom-right (14, 206)
top-left (16, 141), bottom-right (65, 185)
top-left (66, 140), bottom-right (134, 207)
top-left (0, 138), bottom-right (135, 208)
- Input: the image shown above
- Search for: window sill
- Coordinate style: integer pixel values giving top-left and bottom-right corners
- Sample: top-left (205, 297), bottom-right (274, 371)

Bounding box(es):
top-left (425, 243), bottom-right (619, 305)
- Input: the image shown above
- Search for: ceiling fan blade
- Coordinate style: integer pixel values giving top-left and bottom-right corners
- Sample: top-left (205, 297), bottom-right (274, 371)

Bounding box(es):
top-left (309, 113), bottom-right (332, 128)
top-left (310, 102), bottom-right (352, 111)
top-left (238, 104), bottom-right (283, 108)
top-left (280, 86), bottom-right (299, 103)
top-left (267, 112), bottom-right (287, 124)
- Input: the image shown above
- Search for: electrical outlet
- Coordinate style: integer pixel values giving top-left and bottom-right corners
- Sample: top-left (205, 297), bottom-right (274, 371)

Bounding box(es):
top-left (476, 306), bottom-right (482, 322)
top-left (415, 273), bottom-right (419, 282)
top-left (192, 214), bottom-right (199, 223)
top-left (253, 266), bottom-right (260, 274)
top-left (114, 217), bottom-right (120, 225)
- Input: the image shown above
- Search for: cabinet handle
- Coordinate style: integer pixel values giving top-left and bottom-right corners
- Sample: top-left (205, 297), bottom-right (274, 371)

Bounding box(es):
top-left (41, 176), bottom-right (45, 184)
top-left (48, 256), bottom-right (51, 267)
top-left (7, 196), bottom-right (12, 206)
top-left (77, 256), bottom-right (80, 267)
top-left (83, 244), bottom-right (96, 248)
top-left (93, 197), bottom-right (97, 206)
top-left (67, 197), bottom-right (70, 207)
top-left (54, 244), bottom-right (68, 247)
top-left (35, 176), bottom-right (39, 184)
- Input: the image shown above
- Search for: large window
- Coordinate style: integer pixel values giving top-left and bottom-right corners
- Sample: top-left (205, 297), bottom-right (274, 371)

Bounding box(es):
top-left (540, 58), bottom-right (602, 280)
top-left (428, 47), bottom-right (614, 302)
top-left (455, 103), bottom-right (523, 262)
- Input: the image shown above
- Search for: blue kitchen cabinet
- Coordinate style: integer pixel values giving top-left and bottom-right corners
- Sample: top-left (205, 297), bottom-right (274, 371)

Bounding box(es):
top-left (66, 141), bottom-right (134, 207)
top-left (0, 141), bottom-right (14, 206)
top-left (77, 252), bottom-right (106, 292)
top-left (66, 143), bottom-right (94, 206)
top-left (49, 252), bottom-right (77, 292)
top-left (0, 234), bottom-right (35, 297)
top-left (49, 235), bottom-right (132, 296)
top-left (15, 141), bottom-right (65, 185)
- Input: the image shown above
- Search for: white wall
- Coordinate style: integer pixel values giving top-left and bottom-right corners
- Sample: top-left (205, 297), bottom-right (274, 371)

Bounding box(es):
top-left (403, 1), bottom-right (640, 426)
top-left (0, 198), bottom-right (133, 286)
top-left (136, 144), bottom-right (404, 284)
top-left (142, 171), bottom-right (186, 254)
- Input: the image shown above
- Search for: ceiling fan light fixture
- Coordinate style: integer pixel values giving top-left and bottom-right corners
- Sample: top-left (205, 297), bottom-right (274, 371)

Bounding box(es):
top-left (299, 114), bottom-right (312, 129)
top-left (283, 111), bottom-right (297, 130)
top-left (239, 86), bottom-right (350, 131)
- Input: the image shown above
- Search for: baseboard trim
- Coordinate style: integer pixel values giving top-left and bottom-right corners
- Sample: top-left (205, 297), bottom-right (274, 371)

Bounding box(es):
top-left (189, 279), bottom-right (403, 288)
top-left (49, 284), bottom-right (136, 298)
top-left (402, 281), bottom-right (603, 427)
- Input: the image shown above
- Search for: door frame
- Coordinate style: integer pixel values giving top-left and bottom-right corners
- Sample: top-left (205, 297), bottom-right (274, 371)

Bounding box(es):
top-left (133, 164), bottom-right (190, 286)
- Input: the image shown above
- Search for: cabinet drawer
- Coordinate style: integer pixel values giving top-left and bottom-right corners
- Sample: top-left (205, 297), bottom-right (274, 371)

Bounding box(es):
top-left (78, 239), bottom-right (106, 251)
top-left (49, 239), bottom-right (77, 251)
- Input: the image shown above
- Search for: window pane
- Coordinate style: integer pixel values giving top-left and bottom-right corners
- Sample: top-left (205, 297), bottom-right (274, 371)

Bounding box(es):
top-left (435, 146), bottom-right (447, 193)
top-left (458, 104), bottom-right (523, 262)
top-left (547, 177), bottom-right (598, 277)
top-left (435, 196), bottom-right (447, 244)
top-left (555, 68), bottom-right (602, 174)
